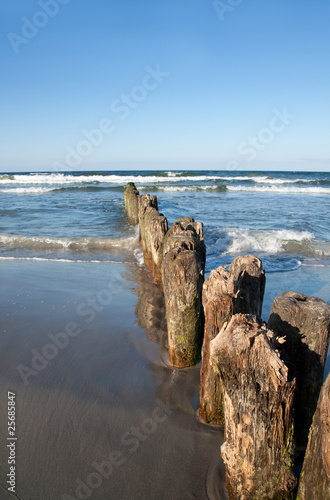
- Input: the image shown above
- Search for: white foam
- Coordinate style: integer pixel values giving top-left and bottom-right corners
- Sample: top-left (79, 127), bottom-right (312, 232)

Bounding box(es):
top-left (0, 187), bottom-right (56, 194)
top-left (222, 228), bottom-right (315, 255)
top-left (0, 173), bottom-right (221, 186)
top-left (0, 232), bottom-right (139, 251)
top-left (0, 256), bottom-right (122, 263)
top-left (226, 185), bottom-right (330, 194)
top-left (164, 171), bottom-right (184, 177)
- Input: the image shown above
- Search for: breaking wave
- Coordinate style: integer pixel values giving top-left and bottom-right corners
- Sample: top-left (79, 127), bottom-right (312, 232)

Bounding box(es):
top-left (208, 228), bottom-right (330, 258)
top-left (0, 232), bottom-right (139, 252)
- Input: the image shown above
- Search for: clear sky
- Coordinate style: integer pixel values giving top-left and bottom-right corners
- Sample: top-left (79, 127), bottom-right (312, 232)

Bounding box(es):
top-left (1, 0), bottom-right (329, 172)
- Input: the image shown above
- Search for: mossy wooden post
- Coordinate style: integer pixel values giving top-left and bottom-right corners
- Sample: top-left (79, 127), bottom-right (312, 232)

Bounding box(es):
top-left (124, 182), bottom-right (139, 226)
top-left (215, 314), bottom-right (297, 499)
top-left (138, 194), bottom-right (167, 283)
top-left (268, 292), bottom-right (330, 460)
top-left (199, 255), bottom-right (265, 425)
top-left (297, 372), bottom-right (330, 499)
top-left (162, 218), bottom-right (205, 368)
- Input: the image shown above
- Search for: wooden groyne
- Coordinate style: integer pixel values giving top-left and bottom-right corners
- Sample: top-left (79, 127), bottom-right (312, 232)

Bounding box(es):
top-left (124, 183), bottom-right (205, 366)
top-left (124, 182), bottom-right (330, 499)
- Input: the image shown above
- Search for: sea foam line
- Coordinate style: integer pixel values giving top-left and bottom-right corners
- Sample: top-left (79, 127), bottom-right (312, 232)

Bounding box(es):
top-left (0, 256), bottom-right (124, 264)
top-left (0, 187), bottom-right (57, 194)
top-left (0, 232), bottom-right (139, 251)
top-left (226, 185), bottom-right (330, 194)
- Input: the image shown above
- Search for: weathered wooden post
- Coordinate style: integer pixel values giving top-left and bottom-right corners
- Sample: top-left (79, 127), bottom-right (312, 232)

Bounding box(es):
top-left (199, 255), bottom-right (265, 424)
top-left (268, 291), bottom-right (330, 458)
top-left (138, 193), bottom-right (167, 283)
top-left (124, 182), bottom-right (140, 226)
top-left (297, 372), bottom-right (330, 499)
top-left (215, 314), bottom-right (297, 499)
top-left (162, 218), bottom-right (205, 368)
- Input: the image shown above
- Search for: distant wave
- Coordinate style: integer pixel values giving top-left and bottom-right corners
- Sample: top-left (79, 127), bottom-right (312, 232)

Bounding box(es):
top-left (0, 187), bottom-right (58, 194)
top-left (0, 185), bottom-right (127, 195)
top-left (3, 183), bottom-right (329, 195)
top-left (0, 173), bottom-right (221, 185)
top-left (227, 185), bottom-right (330, 194)
top-left (252, 176), bottom-right (309, 185)
top-left (140, 184), bottom-right (227, 193)
top-left (1, 173), bottom-right (329, 193)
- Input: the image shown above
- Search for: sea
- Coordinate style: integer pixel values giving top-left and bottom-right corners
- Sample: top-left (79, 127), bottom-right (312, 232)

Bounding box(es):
top-left (1, 169), bottom-right (330, 270)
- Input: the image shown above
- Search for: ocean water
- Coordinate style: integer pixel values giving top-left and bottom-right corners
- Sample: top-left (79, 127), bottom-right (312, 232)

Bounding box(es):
top-left (1, 170), bottom-right (330, 273)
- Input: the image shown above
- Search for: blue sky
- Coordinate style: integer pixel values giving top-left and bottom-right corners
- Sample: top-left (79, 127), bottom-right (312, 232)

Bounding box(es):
top-left (1, 0), bottom-right (329, 172)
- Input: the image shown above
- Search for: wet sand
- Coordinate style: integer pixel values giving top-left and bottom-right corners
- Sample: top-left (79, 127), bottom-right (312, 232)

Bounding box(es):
top-left (0, 260), bottom-right (228, 500)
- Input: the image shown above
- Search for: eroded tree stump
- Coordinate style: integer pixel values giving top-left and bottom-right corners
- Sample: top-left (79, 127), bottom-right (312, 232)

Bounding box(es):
top-left (268, 291), bottom-right (330, 457)
top-left (214, 314), bottom-right (296, 499)
top-left (199, 255), bottom-right (265, 424)
top-left (297, 372), bottom-right (330, 499)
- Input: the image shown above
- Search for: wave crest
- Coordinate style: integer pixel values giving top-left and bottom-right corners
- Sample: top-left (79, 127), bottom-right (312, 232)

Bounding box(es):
top-left (0, 232), bottom-right (139, 252)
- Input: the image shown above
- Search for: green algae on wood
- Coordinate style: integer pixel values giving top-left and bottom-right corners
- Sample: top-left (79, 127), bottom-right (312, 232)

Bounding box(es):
top-left (162, 218), bottom-right (205, 368)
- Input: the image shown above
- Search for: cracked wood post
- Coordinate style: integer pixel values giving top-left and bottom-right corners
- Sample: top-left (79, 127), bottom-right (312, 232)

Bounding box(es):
top-left (214, 314), bottom-right (297, 499)
top-left (297, 372), bottom-right (330, 499)
top-left (199, 255), bottom-right (265, 424)
top-left (138, 194), bottom-right (168, 283)
top-left (124, 182), bottom-right (139, 226)
top-left (162, 217), bottom-right (206, 368)
top-left (268, 291), bottom-right (330, 460)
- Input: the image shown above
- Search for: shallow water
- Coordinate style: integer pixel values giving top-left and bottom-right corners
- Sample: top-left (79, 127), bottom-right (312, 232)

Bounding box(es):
top-left (1, 170), bottom-right (330, 272)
